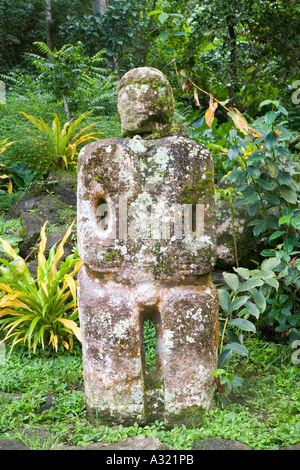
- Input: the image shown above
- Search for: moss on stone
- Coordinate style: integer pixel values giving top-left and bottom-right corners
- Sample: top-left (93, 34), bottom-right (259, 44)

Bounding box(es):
top-left (181, 170), bottom-right (215, 204)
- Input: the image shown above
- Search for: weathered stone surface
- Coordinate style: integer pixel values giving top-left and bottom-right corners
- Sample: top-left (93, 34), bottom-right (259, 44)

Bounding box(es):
top-left (0, 439), bottom-right (29, 450)
top-left (39, 394), bottom-right (57, 413)
top-left (78, 67), bottom-right (218, 427)
top-left (192, 438), bottom-right (252, 450)
top-left (78, 136), bottom-right (217, 281)
top-left (117, 67), bottom-right (174, 137)
top-left (55, 435), bottom-right (169, 451)
top-left (19, 212), bottom-right (45, 259)
top-left (5, 172), bottom-right (77, 222)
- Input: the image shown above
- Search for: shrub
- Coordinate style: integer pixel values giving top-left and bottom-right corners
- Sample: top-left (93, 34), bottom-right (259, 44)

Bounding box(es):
top-left (0, 222), bottom-right (82, 354)
top-left (22, 110), bottom-right (102, 168)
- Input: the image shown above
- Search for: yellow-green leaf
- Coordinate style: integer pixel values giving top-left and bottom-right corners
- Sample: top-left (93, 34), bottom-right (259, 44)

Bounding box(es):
top-left (57, 318), bottom-right (81, 342)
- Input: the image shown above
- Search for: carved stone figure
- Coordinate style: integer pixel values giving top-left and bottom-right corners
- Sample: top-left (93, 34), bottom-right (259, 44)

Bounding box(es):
top-left (77, 67), bottom-right (219, 427)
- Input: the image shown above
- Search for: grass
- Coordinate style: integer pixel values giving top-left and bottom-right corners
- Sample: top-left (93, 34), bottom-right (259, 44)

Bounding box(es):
top-left (0, 337), bottom-right (299, 450)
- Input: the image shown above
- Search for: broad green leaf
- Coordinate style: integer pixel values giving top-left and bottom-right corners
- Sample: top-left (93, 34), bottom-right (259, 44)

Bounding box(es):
top-left (264, 111), bottom-right (276, 126)
top-left (223, 273), bottom-right (239, 291)
top-left (256, 180), bottom-right (276, 191)
top-left (280, 186), bottom-right (298, 204)
top-left (147, 10), bottom-right (163, 17)
top-left (253, 219), bottom-right (268, 237)
top-left (158, 12), bottom-right (169, 23)
top-left (277, 105), bottom-right (288, 116)
top-left (223, 342), bottom-right (249, 356)
top-left (218, 288), bottom-right (230, 312)
top-left (237, 278), bottom-right (264, 293)
top-left (229, 318), bottom-right (256, 332)
top-left (244, 301), bottom-right (260, 319)
top-left (212, 369), bottom-right (226, 377)
top-left (291, 215), bottom-right (300, 229)
top-left (231, 375), bottom-right (244, 387)
top-left (261, 257), bottom-right (280, 271)
top-left (265, 131), bottom-right (277, 150)
top-left (249, 288), bottom-right (266, 311)
top-left (259, 99), bottom-right (279, 108)
top-left (218, 350), bottom-right (232, 368)
top-left (228, 296), bottom-right (249, 315)
top-left (264, 277), bottom-right (279, 290)
top-left (159, 30), bottom-right (170, 41)
top-left (269, 231), bottom-right (286, 240)
top-left (265, 159), bottom-right (278, 178)
top-left (233, 267), bottom-right (250, 280)
top-left (263, 194), bottom-right (281, 206)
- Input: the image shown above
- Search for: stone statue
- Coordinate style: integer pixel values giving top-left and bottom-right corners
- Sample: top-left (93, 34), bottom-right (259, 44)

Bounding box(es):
top-left (77, 67), bottom-right (219, 427)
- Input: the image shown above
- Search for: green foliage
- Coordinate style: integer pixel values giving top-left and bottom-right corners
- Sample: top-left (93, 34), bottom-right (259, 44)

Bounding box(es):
top-left (0, 91), bottom-right (65, 177)
top-left (22, 110), bottom-right (101, 168)
top-left (225, 102), bottom-right (299, 240)
top-left (0, 223), bottom-right (82, 354)
top-left (0, 0), bottom-right (46, 73)
top-left (27, 42), bottom-right (109, 118)
top-left (58, 1), bottom-right (150, 74)
top-left (0, 338), bottom-right (298, 449)
top-left (209, 100), bottom-right (300, 403)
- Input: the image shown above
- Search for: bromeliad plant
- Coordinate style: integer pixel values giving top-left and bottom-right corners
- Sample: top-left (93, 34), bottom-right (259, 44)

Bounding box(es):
top-left (22, 110), bottom-right (102, 168)
top-left (0, 221), bottom-right (82, 354)
top-left (215, 261), bottom-right (282, 404)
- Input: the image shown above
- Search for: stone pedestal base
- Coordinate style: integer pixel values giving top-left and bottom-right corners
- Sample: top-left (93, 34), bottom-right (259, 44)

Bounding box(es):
top-left (78, 267), bottom-right (218, 427)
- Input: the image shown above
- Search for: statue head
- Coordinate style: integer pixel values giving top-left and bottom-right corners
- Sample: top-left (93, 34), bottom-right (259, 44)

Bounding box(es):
top-left (117, 67), bottom-right (174, 138)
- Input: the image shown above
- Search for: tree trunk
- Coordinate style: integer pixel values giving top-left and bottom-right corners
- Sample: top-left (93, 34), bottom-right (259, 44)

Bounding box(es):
top-left (62, 92), bottom-right (70, 120)
top-left (228, 21), bottom-right (237, 106)
top-left (45, 0), bottom-right (53, 50)
top-left (143, 0), bottom-right (157, 66)
top-left (91, 0), bottom-right (108, 14)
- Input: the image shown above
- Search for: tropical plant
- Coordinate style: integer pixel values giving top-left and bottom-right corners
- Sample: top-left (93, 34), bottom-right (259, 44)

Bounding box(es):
top-left (26, 41), bottom-right (109, 118)
top-left (0, 221), bottom-right (82, 354)
top-left (0, 138), bottom-right (15, 194)
top-left (224, 101), bottom-right (300, 241)
top-left (22, 110), bottom-right (102, 168)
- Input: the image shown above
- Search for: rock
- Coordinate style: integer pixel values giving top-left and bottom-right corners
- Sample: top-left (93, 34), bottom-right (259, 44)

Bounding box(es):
top-left (18, 212), bottom-right (45, 259)
top-left (279, 443), bottom-right (300, 450)
top-left (44, 229), bottom-right (74, 258)
top-left (212, 269), bottom-right (226, 287)
top-left (16, 427), bottom-right (56, 444)
top-left (192, 438), bottom-right (252, 450)
top-left (0, 392), bottom-right (22, 402)
top-left (0, 439), bottom-right (29, 450)
top-left (26, 261), bottom-right (38, 276)
top-left (39, 394), bottom-right (57, 413)
top-left (117, 67), bottom-right (174, 137)
top-left (55, 435), bottom-right (170, 451)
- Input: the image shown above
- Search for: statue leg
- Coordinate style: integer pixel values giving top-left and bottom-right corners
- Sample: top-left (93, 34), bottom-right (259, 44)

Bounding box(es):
top-left (78, 266), bottom-right (145, 425)
top-left (159, 280), bottom-right (219, 427)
